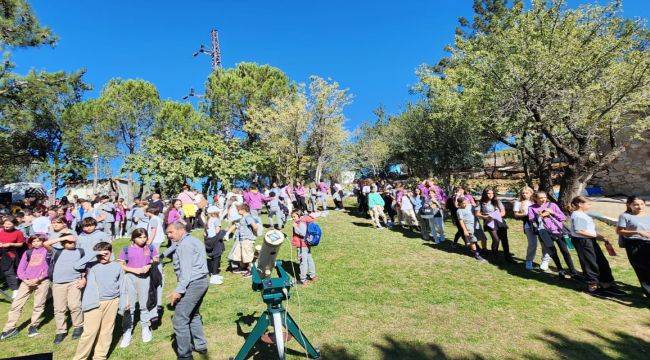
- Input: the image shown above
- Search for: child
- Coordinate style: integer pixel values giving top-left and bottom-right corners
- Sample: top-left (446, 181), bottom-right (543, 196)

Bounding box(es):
top-left (76, 217), bottom-right (111, 254)
top-left (0, 234), bottom-right (49, 340)
top-left (291, 210), bottom-right (317, 285)
top-left (145, 207), bottom-right (165, 315)
top-left (16, 211), bottom-right (33, 238)
top-left (72, 242), bottom-right (124, 360)
top-left (44, 232), bottom-right (85, 344)
top-left (430, 199), bottom-right (445, 243)
top-left (399, 190), bottom-right (418, 230)
top-left (456, 197), bottom-right (487, 262)
top-left (49, 216), bottom-right (78, 250)
top-left (118, 229), bottom-right (157, 347)
top-left (205, 206), bottom-right (225, 285)
top-left (30, 206), bottom-right (50, 234)
top-left (266, 191), bottom-right (285, 230)
top-left (99, 195), bottom-right (116, 240)
top-left (367, 188), bottom-right (387, 229)
top-left (0, 216), bottom-right (25, 298)
top-left (226, 204), bottom-right (259, 277)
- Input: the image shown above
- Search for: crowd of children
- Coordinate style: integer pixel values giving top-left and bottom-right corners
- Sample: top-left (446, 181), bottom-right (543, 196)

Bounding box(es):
top-left (0, 181), bottom-right (325, 358)
top-left (354, 178), bottom-right (649, 299)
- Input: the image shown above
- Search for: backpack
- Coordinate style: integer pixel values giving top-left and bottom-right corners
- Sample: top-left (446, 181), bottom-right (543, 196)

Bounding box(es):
top-left (418, 203), bottom-right (435, 218)
top-left (48, 248), bottom-right (85, 280)
top-left (305, 222), bottom-right (322, 246)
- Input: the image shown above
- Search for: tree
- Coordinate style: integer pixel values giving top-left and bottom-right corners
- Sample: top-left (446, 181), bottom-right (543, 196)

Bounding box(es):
top-left (124, 101), bottom-right (260, 195)
top-left (440, 0), bottom-right (650, 208)
top-left (248, 89), bottom-right (311, 182)
top-left (351, 106), bottom-right (391, 177)
top-left (0, 69), bottom-right (90, 199)
top-left (99, 78), bottom-right (161, 201)
top-left (203, 62), bottom-right (293, 141)
top-left (306, 76), bottom-right (352, 183)
top-left (0, 0), bottom-right (60, 174)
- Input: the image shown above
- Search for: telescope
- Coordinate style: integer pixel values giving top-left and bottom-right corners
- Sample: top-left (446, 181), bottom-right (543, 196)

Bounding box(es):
top-left (232, 230), bottom-right (321, 360)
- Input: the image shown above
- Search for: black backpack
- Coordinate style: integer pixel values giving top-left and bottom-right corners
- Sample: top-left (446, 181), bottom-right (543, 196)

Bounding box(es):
top-left (419, 203), bottom-right (435, 218)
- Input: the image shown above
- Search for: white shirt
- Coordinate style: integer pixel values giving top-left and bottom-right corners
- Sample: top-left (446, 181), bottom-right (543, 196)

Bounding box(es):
top-left (31, 216), bottom-right (51, 234)
top-left (513, 200), bottom-right (532, 229)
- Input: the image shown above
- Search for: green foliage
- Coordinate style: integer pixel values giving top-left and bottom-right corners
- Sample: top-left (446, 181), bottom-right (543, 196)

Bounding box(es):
top-left (440, 0), bottom-right (650, 206)
top-left (204, 62), bottom-right (293, 140)
top-left (306, 76), bottom-right (352, 183)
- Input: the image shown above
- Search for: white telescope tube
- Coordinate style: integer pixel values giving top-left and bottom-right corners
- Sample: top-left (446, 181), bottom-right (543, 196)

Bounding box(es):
top-left (256, 230), bottom-right (285, 278)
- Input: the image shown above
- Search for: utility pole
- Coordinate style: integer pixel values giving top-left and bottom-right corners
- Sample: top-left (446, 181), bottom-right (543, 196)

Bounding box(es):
top-left (210, 28), bottom-right (221, 70)
top-left (193, 28), bottom-right (222, 71)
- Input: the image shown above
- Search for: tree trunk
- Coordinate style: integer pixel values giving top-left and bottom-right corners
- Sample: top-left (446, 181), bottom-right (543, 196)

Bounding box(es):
top-left (315, 158), bottom-right (324, 184)
top-left (50, 167), bottom-right (58, 205)
top-left (558, 165), bottom-right (591, 212)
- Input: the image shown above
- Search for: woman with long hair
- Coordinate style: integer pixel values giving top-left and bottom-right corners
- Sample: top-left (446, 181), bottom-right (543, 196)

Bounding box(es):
top-left (475, 188), bottom-right (514, 262)
top-left (616, 196), bottom-right (650, 298)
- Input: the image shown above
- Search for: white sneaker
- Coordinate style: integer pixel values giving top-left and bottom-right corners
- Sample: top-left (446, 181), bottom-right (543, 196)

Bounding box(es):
top-left (210, 274), bottom-right (224, 285)
top-left (540, 257), bottom-right (550, 272)
top-left (120, 329), bottom-right (132, 348)
top-left (141, 326), bottom-right (152, 343)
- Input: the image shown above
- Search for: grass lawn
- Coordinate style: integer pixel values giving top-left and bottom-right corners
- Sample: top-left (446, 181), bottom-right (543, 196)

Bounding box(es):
top-left (1, 205), bottom-right (649, 359)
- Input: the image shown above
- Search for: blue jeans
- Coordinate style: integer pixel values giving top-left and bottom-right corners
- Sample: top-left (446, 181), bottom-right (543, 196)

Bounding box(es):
top-left (173, 277), bottom-right (208, 359)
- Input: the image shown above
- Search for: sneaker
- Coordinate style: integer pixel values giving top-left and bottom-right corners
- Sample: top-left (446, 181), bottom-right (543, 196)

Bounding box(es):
top-left (558, 271), bottom-right (571, 280)
top-left (0, 328), bottom-right (18, 340)
top-left (586, 288), bottom-right (609, 298)
top-left (209, 274), bottom-right (224, 285)
top-left (601, 286), bottom-right (626, 297)
top-left (53, 333), bottom-right (66, 345)
top-left (474, 253), bottom-right (487, 263)
top-left (242, 271), bottom-right (252, 278)
top-left (11, 291), bottom-right (17, 300)
top-left (438, 235), bottom-right (445, 243)
top-left (27, 326), bottom-right (39, 337)
top-left (539, 258), bottom-right (550, 272)
top-left (525, 261), bottom-right (534, 270)
top-left (141, 326), bottom-right (152, 343)
top-left (71, 326), bottom-right (83, 340)
top-left (309, 276), bottom-right (318, 283)
top-left (120, 329), bottom-right (132, 348)
top-left (192, 346), bottom-right (208, 355)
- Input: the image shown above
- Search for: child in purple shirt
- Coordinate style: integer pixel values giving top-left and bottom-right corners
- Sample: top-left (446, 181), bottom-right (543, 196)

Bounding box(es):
top-left (117, 228), bottom-right (158, 347)
top-left (1, 234), bottom-right (51, 339)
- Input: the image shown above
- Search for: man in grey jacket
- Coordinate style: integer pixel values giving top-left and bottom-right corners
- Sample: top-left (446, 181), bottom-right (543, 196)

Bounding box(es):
top-left (166, 222), bottom-right (209, 359)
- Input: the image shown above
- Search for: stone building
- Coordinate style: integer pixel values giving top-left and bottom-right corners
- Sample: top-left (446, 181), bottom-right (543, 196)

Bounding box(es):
top-left (590, 134), bottom-right (650, 196)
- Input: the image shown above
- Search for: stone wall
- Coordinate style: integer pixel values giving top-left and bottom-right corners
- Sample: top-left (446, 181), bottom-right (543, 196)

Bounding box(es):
top-left (590, 133), bottom-right (650, 196)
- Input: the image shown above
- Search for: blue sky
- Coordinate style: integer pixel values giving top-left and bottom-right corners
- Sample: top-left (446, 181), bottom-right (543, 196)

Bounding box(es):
top-left (15, 0), bottom-right (649, 131)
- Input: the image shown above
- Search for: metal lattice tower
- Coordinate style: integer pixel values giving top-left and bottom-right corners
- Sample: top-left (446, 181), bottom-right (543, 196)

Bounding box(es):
top-left (210, 28), bottom-right (222, 70)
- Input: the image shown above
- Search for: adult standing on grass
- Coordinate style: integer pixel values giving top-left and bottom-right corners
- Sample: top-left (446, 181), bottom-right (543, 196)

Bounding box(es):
top-left (475, 188), bottom-right (514, 263)
top-left (616, 196), bottom-right (650, 298)
top-left (528, 191), bottom-right (578, 279)
top-left (570, 196), bottom-right (624, 297)
top-left (166, 221), bottom-right (209, 360)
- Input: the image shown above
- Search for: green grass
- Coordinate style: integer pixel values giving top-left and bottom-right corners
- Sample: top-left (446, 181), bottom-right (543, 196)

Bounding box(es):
top-left (1, 205), bottom-right (649, 359)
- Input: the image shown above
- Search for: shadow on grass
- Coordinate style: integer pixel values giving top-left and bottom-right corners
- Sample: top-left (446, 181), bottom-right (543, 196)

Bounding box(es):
top-left (526, 328), bottom-right (650, 360)
top-left (320, 336), bottom-right (485, 359)
top-left (424, 240), bottom-right (649, 309)
top-left (233, 312), bottom-right (311, 359)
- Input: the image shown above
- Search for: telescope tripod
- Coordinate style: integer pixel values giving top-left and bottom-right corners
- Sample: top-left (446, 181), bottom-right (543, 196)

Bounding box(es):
top-left (233, 301), bottom-right (320, 360)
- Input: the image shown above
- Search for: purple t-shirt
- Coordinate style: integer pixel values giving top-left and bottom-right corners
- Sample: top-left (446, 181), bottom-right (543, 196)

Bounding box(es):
top-left (244, 191), bottom-right (264, 210)
top-left (119, 244), bottom-right (158, 269)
